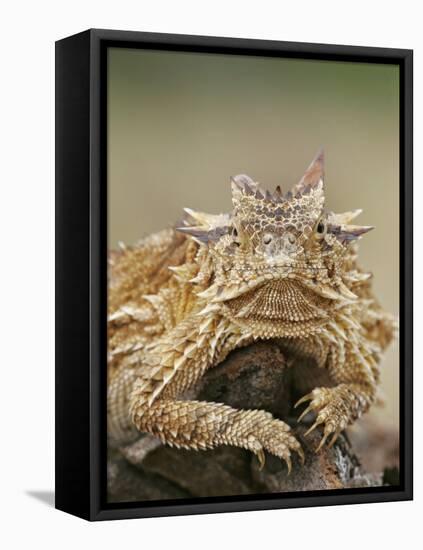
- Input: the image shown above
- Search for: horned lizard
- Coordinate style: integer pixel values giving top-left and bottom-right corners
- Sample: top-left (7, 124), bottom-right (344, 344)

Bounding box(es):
top-left (107, 151), bottom-right (396, 472)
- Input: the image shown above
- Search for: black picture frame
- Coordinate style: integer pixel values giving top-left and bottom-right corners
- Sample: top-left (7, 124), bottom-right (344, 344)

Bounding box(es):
top-left (55, 28), bottom-right (413, 521)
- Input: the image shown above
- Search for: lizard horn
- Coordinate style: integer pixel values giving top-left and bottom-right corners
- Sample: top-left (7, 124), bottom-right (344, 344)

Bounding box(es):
top-left (327, 223), bottom-right (374, 243)
top-left (176, 225), bottom-right (230, 244)
top-left (273, 185), bottom-right (283, 202)
top-left (288, 148), bottom-right (325, 198)
top-left (230, 174), bottom-right (257, 193)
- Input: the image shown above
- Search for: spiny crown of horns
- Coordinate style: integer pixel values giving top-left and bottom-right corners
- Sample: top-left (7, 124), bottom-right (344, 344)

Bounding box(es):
top-left (177, 150), bottom-right (373, 245)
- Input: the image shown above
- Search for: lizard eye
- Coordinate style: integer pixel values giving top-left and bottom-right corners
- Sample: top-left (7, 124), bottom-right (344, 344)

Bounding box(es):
top-left (263, 234), bottom-right (273, 245)
top-left (316, 220), bottom-right (327, 238)
top-left (232, 226), bottom-right (241, 247)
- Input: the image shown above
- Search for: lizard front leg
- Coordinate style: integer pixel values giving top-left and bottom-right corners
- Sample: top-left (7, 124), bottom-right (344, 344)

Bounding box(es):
top-left (132, 398), bottom-right (303, 471)
top-left (129, 314), bottom-right (304, 471)
top-left (295, 332), bottom-right (380, 451)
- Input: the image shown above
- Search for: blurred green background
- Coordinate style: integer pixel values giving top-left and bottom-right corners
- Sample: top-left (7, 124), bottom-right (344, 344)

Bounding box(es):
top-left (108, 47), bottom-right (399, 429)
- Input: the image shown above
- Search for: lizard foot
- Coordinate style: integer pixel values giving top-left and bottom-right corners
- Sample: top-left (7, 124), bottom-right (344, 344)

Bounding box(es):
top-left (295, 386), bottom-right (357, 452)
top-left (247, 419), bottom-right (304, 473)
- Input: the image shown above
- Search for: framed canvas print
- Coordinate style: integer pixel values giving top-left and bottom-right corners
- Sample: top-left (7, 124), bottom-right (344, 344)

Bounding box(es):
top-left (55, 29), bottom-right (413, 521)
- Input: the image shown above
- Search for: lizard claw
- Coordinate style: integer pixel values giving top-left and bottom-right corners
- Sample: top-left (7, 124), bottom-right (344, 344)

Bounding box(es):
top-left (328, 430), bottom-right (341, 448)
top-left (256, 449), bottom-right (266, 470)
top-left (315, 422), bottom-right (344, 452)
top-left (285, 455), bottom-right (292, 475)
top-left (297, 404), bottom-right (314, 423)
top-left (296, 386), bottom-right (358, 451)
top-left (304, 418), bottom-right (324, 436)
top-left (251, 419), bottom-right (303, 472)
top-left (295, 446), bottom-right (305, 465)
top-left (294, 393), bottom-right (313, 408)
top-left (315, 428), bottom-right (331, 452)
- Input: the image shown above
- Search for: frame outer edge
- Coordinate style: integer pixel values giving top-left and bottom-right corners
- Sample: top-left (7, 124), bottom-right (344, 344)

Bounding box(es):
top-left (55, 28), bottom-right (413, 521)
top-left (55, 30), bottom-right (92, 520)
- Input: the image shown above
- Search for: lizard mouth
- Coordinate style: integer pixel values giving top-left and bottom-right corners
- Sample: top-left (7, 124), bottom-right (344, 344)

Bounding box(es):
top-left (196, 266), bottom-right (350, 307)
top-left (222, 279), bottom-right (332, 322)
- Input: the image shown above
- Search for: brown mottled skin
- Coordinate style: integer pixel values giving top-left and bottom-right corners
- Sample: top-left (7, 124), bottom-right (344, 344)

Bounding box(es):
top-left (107, 151), bottom-right (396, 472)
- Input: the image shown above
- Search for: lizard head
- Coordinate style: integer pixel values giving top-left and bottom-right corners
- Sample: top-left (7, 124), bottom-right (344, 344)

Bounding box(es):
top-left (177, 150), bottom-right (373, 329)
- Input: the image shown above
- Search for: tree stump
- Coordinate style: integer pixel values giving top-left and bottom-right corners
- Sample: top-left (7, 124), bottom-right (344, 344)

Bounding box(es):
top-left (108, 342), bottom-right (396, 503)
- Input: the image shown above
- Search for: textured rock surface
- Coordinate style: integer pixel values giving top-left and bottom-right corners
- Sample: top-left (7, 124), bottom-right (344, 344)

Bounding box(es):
top-left (108, 342), bottom-right (395, 503)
